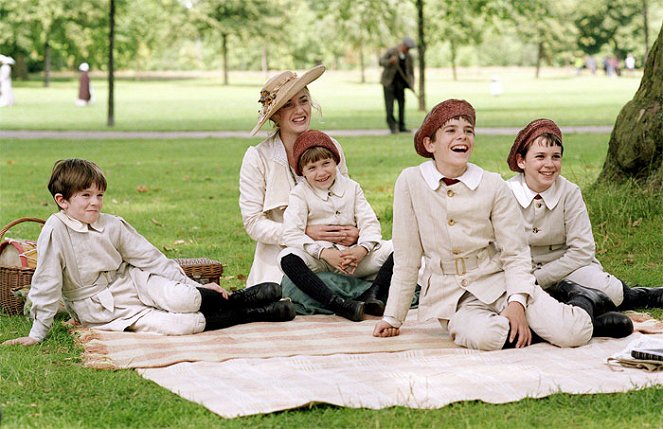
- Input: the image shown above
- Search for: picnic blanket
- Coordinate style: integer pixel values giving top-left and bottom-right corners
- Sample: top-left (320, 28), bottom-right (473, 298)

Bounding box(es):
top-left (76, 312), bottom-right (663, 418)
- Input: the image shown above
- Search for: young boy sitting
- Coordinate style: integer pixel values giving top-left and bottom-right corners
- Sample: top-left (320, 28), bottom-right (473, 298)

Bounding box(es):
top-left (3, 159), bottom-right (294, 346)
top-left (373, 99), bottom-right (620, 350)
top-left (279, 130), bottom-right (394, 322)
top-left (506, 118), bottom-right (662, 334)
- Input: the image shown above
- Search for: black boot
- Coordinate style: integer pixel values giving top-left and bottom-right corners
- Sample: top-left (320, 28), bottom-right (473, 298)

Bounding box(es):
top-left (617, 281), bottom-right (663, 310)
top-left (281, 253), bottom-right (365, 322)
top-left (197, 287), bottom-right (229, 317)
top-left (203, 300), bottom-right (296, 331)
top-left (358, 253), bottom-right (394, 316)
top-left (593, 311), bottom-right (634, 338)
top-left (548, 280), bottom-right (617, 323)
top-left (229, 282), bottom-right (282, 307)
top-left (328, 296), bottom-right (365, 322)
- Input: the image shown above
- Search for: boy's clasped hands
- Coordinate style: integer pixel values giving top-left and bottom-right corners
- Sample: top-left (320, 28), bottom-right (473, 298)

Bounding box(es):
top-left (320, 246), bottom-right (368, 275)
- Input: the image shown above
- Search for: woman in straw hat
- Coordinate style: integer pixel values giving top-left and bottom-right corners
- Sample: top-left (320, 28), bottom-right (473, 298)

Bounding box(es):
top-left (239, 65), bottom-right (359, 286)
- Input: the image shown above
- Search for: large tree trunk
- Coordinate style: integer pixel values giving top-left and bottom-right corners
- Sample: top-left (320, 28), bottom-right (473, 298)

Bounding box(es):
top-left (416, 0), bottom-right (426, 111)
top-left (222, 33), bottom-right (228, 86)
top-left (107, 0), bottom-right (115, 127)
top-left (598, 22), bottom-right (662, 188)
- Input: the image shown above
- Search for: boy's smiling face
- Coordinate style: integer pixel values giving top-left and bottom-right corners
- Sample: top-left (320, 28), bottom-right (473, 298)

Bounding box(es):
top-left (424, 117), bottom-right (475, 178)
top-left (516, 138), bottom-right (562, 193)
top-left (55, 184), bottom-right (104, 225)
top-left (302, 157), bottom-right (337, 190)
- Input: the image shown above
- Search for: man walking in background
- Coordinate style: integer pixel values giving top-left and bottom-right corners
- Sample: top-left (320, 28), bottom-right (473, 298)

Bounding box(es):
top-left (380, 36), bottom-right (415, 134)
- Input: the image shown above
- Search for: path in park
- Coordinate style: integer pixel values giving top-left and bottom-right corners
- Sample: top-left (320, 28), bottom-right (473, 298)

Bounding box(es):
top-left (1, 126), bottom-right (612, 140)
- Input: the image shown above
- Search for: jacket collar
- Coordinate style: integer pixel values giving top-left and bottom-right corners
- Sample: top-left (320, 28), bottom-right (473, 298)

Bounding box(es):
top-left (420, 161), bottom-right (483, 191)
top-left (510, 174), bottom-right (562, 210)
top-left (54, 211), bottom-right (105, 233)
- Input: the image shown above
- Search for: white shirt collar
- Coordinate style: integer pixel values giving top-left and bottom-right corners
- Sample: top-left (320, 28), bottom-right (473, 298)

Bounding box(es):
top-left (54, 211), bottom-right (105, 233)
top-left (419, 161), bottom-right (483, 191)
top-left (509, 174), bottom-right (562, 210)
top-left (307, 174), bottom-right (347, 201)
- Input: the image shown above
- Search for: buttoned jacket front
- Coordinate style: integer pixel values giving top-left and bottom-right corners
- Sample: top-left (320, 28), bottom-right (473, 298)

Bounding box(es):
top-left (239, 131), bottom-right (349, 285)
top-left (282, 174), bottom-right (382, 256)
top-left (384, 162), bottom-right (536, 323)
top-left (507, 174), bottom-right (598, 287)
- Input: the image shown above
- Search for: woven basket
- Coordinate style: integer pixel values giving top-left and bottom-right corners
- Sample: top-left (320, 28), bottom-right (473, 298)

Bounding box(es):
top-left (174, 257), bottom-right (224, 285)
top-left (0, 217), bottom-right (46, 315)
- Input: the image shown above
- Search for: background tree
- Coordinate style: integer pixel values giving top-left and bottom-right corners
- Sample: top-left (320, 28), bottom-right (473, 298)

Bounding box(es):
top-left (575, 0), bottom-right (643, 59)
top-left (599, 22), bottom-right (662, 188)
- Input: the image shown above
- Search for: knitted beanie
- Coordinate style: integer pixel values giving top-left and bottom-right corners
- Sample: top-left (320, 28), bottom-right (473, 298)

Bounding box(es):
top-left (414, 99), bottom-right (476, 158)
top-left (292, 130), bottom-right (340, 176)
top-left (507, 119), bottom-right (562, 172)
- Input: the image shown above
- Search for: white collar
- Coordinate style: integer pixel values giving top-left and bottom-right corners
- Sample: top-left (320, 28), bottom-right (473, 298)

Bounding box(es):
top-left (509, 174), bottom-right (562, 210)
top-left (54, 211), bottom-right (105, 233)
top-left (419, 161), bottom-right (483, 191)
top-left (306, 174), bottom-right (347, 201)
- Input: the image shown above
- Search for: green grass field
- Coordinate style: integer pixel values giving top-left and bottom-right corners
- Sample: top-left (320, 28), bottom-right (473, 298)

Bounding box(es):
top-left (1, 70), bottom-right (662, 427)
top-left (0, 67), bottom-right (643, 131)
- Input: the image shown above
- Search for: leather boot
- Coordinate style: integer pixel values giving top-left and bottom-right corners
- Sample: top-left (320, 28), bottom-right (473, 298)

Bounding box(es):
top-left (617, 281), bottom-right (663, 310)
top-left (358, 284), bottom-right (385, 316)
top-left (358, 253), bottom-right (394, 316)
top-left (229, 282), bottom-right (282, 308)
top-left (548, 280), bottom-right (616, 323)
top-left (593, 311), bottom-right (634, 338)
top-left (203, 300), bottom-right (296, 331)
top-left (328, 296), bottom-right (365, 322)
top-left (197, 287), bottom-right (228, 317)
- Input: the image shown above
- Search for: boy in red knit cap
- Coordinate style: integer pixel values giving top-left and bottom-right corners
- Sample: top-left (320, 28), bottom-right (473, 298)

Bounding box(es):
top-left (506, 118), bottom-right (661, 332)
top-left (279, 130), bottom-right (394, 322)
top-left (373, 99), bottom-right (621, 350)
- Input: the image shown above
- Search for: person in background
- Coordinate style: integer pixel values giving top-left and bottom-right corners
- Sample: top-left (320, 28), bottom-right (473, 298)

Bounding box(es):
top-left (0, 54), bottom-right (15, 107)
top-left (75, 62), bottom-right (93, 107)
top-left (379, 36), bottom-right (416, 134)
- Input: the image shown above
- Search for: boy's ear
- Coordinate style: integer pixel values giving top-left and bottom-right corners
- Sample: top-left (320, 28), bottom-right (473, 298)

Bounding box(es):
top-left (423, 136), bottom-right (436, 154)
top-left (516, 154), bottom-right (526, 170)
top-left (54, 194), bottom-right (68, 210)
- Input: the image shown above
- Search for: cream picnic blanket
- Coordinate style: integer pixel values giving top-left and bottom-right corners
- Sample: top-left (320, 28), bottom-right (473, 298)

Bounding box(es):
top-left (76, 312), bottom-right (663, 418)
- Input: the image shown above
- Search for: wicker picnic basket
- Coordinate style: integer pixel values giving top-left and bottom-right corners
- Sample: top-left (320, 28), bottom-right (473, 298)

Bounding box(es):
top-left (0, 217), bottom-right (46, 315)
top-left (174, 257), bottom-right (224, 285)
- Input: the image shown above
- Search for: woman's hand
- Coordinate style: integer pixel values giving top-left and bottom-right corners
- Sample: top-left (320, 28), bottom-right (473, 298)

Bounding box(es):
top-left (2, 336), bottom-right (39, 346)
top-left (373, 320), bottom-right (400, 337)
top-left (500, 301), bottom-right (531, 348)
top-left (306, 225), bottom-right (359, 246)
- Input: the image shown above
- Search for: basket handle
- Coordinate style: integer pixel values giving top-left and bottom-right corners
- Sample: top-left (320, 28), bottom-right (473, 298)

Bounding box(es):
top-left (0, 217), bottom-right (46, 241)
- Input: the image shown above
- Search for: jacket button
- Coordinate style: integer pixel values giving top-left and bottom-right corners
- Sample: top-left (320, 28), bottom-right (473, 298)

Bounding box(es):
top-left (535, 202), bottom-right (542, 208)
top-left (461, 279), bottom-right (468, 287)
top-left (328, 192), bottom-right (333, 197)
top-left (447, 189), bottom-right (455, 197)
top-left (532, 227), bottom-right (539, 233)
top-left (335, 211), bottom-right (341, 215)
top-left (448, 219), bottom-right (455, 226)
top-left (452, 249), bottom-right (461, 255)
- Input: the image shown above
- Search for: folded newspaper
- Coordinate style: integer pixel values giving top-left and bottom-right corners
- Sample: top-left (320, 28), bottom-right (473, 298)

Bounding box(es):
top-left (608, 337), bottom-right (663, 372)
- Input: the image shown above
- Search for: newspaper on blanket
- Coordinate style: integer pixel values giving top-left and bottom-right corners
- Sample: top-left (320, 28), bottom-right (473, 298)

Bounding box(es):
top-left (608, 337), bottom-right (663, 372)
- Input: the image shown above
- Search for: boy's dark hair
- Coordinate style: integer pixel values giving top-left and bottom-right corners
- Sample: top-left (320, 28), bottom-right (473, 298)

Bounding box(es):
top-left (48, 159), bottom-right (107, 201)
top-left (298, 146), bottom-right (336, 174)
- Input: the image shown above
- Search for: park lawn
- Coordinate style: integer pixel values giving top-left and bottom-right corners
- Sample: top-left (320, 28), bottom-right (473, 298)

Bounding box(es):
top-left (1, 134), bottom-right (662, 427)
top-left (0, 67), bottom-right (642, 132)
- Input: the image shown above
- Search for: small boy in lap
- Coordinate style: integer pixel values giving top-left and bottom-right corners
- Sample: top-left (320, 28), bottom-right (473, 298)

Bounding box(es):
top-left (279, 130), bottom-right (394, 322)
top-left (3, 159), bottom-right (294, 346)
top-left (373, 99), bottom-right (621, 350)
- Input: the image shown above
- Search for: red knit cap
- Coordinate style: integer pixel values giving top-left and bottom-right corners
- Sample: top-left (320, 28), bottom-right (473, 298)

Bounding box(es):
top-left (414, 99), bottom-right (476, 158)
top-left (292, 130), bottom-right (341, 176)
top-left (507, 119), bottom-right (562, 172)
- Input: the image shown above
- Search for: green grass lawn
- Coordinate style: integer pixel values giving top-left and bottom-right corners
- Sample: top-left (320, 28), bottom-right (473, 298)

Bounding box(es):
top-left (0, 68), bottom-right (643, 131)
top-left (1, 133), bottom-right (662, 427)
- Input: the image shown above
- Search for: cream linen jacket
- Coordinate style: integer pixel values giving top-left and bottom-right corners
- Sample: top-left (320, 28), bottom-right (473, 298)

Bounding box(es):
top-left (507, 174), bottom-right (598, 288)
top-left (239, 131), bottom-right (349, 285)
top-left (384, 162), bottom-right (536, 323)
top-left (28, 212), bottom-right (200, 341)
top-left (282, 174), bottom-right (382, 257)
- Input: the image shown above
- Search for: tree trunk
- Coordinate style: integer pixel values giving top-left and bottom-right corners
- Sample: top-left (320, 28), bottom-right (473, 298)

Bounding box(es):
top-left (107, 0), bottom-right (115, 127)
top-left (450, 40), bottom-right (457, 81)
top-left (222, 33), bottom-right (228, 86)
top-left (642, 0), bottom-right (650, 60)
top-left (535, 41), bottom-right (543, 79)
top-left (43, 40), bottom-right (51, 87)
top-left (416, 0), bottom-right (426, 112)
top-left (359, 41), bottom-right (366, 84)
top-left (598, 22), bottom-right (662, 188)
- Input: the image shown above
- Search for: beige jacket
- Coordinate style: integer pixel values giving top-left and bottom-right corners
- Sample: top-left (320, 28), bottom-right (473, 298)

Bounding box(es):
top-left (28, 212), bottom-right (201, 341)
top-left (379, 46), bottom-right (414, 88)
top-left (239, 132), bottom-right (349, 285)
top-left (384, 162), bottom-right (536, 323)
top-left (507, 174), bottom-right (598, 287)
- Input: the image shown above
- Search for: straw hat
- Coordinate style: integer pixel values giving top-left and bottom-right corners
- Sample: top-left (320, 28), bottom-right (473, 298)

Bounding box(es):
top-left (249, 65), bottom-right (325, 136)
